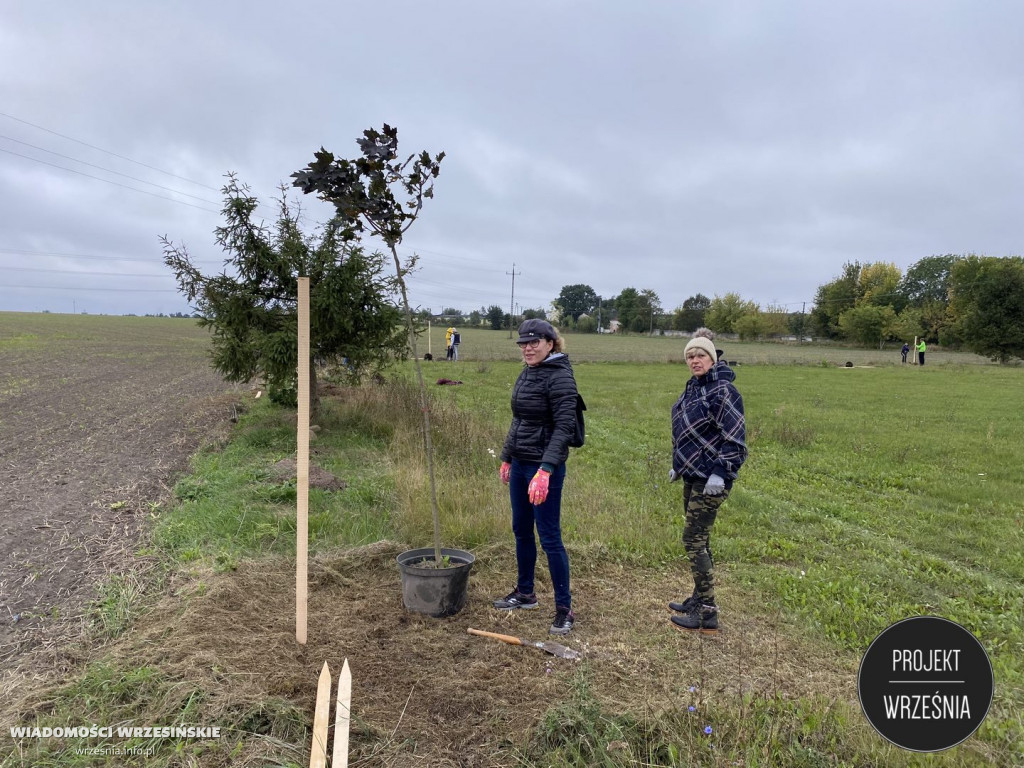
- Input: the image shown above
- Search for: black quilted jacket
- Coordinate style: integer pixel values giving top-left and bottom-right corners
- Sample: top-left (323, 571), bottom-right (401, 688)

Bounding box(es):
top-left (500, 353), bottom-right (579, 467)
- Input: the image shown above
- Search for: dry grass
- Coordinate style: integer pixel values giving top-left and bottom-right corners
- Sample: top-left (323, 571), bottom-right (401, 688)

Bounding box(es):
top-left (3, 539), bottom-right (869, 766)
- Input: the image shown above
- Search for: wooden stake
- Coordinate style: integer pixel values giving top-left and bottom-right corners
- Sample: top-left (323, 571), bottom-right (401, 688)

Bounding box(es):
top-left (296, 277), bottom-right (310, 645)
top-left (333, 658), bottom-right (352, 768)
top-left (309, 661), bottom-right (331, 768)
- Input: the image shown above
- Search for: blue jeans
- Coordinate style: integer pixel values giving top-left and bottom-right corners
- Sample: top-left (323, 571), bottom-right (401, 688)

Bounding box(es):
top-left (509, 459), bottom-right (571, 609)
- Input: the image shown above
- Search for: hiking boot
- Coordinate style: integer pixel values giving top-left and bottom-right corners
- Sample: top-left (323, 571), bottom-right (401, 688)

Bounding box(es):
top-left (492, 590), bottom-right (539, 610)
top-left (668, 592), bottom-right (699, 614)
top-left (549, 606), bottom-right (575, 635)
top-left (670, 601), bottom-right (719, 633)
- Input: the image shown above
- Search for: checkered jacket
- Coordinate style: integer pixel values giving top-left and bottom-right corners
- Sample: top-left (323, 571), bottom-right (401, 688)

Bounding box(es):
top-left (671, 362), bottom-right (747, 484)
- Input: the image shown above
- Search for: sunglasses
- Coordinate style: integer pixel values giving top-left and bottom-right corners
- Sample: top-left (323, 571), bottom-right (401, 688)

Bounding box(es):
top-left (516, 338), bottom-right (546, 349)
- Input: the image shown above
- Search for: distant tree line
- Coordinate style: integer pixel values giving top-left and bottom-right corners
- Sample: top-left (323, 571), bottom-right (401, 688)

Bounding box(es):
top-left (442, 253), bottom-right (1023, 362)
top-left (419, 304), bottom-right (548, 332)
top-left (475, 254), bottom-right (1021, 362)
top-left (809, 254), bottom-right (1024, 362)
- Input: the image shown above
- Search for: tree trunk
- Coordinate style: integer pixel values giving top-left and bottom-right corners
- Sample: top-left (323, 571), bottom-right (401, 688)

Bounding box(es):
top-left (388, 244), bottom-right (443, 565)
top-left (309, 358), bottom-right (320, 418)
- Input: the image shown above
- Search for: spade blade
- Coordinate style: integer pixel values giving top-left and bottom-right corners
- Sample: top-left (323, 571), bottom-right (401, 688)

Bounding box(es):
top-left (524, 639), bottom-right (581, 660)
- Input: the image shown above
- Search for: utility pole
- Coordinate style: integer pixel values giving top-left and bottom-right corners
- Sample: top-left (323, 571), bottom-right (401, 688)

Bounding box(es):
top-left (506, 263), bottom-right (521, 338)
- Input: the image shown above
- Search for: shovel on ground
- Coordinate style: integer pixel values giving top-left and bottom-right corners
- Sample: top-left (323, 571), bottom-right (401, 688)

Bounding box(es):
top-left (467, 628), bottom-right (581, 660)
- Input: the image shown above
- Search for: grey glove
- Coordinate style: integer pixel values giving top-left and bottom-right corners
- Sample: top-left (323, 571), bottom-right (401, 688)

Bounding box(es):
top-left (668, 468), bottom-right (680, 483)
top-left (703, 474), bottom-right (725, 496)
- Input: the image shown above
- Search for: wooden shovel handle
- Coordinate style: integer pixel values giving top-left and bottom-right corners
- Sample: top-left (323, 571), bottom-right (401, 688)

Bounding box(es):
top-left (467, 628), bottom-right (523, 646)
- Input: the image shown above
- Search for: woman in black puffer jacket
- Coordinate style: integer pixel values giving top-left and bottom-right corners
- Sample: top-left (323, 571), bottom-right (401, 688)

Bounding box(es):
top-left (495, 319), bottom-right (579, 636)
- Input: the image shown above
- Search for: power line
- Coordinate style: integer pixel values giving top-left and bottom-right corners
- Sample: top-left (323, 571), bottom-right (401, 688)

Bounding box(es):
top-left (0, 134), bottom-right (221, 205)
top-left (0, 111), bottom-right (220, 191)
top-left (4, 284), bottom-right (179, 293)
top-left (0, 147), bottom-right (221, 213)
top-left (0, 251), bottom-right (506, 297)
top-left (0, 248), bottom-right (222, 266)
top-left (413, 282), bottom-right (548, 305)
top-left (395, 242), bottom-right (500, 265)
top-left (2, 266), bottom-right (171, 278)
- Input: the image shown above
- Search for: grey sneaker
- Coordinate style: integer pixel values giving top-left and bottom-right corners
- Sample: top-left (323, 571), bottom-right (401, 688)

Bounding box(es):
top-left (492, 590), bottom-right (539, 610)
top-left (549, 606), bottom-right (575, 635)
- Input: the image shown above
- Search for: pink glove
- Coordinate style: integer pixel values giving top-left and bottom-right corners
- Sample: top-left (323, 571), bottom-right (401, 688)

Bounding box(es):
top-left (499, 461), bottom-right (511, 484)
top-left (528, 469), bottom-right (551, 505)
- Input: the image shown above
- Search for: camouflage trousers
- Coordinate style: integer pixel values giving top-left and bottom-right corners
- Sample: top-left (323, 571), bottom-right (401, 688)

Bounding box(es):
top-left (682, 480), bottom-right (730, 603)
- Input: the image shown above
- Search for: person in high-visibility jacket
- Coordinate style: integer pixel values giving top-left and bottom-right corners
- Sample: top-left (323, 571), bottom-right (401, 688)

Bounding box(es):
top-left (445, 326), bottom-right (456, 361)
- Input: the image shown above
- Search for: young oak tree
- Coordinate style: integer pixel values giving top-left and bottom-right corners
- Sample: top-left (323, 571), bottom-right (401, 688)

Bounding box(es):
top-left (161, 175), bottom-right (406, 412)
top-left (291, 125), bottom-right (449, 564)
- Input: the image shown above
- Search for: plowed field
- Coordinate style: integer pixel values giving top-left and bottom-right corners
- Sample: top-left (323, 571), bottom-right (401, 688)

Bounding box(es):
top-left (0, 313), bottom-right (236, 663)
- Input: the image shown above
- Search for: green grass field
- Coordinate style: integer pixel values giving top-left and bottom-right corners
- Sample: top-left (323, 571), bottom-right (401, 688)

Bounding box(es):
top-left (4, 315), bottom-right (1022, 766)
top-left (146, 352), bottom-right (1024, 764)
top-left (419, 357), bottom-right (1024, 646)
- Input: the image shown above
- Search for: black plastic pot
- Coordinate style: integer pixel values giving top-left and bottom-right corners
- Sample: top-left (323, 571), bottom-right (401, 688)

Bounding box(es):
top-left (396, 548), bottom-right (475, 618)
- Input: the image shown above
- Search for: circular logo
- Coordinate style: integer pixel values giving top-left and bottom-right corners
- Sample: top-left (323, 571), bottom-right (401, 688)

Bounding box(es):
top-left (858, 616), bottom-right (993, 752)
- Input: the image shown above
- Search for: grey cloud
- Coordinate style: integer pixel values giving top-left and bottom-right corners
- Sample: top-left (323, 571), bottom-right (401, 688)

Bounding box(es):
top-left (2, 1), bottom-right (1022, 316)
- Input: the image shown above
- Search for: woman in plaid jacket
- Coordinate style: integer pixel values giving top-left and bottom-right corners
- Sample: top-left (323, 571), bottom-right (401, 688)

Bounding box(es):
top-left (668, 330), bottom-right (747, 632)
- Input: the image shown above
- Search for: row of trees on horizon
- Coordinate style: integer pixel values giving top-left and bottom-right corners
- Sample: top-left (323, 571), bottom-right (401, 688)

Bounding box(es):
top-left (434, 254), bottom-right (1024, 363)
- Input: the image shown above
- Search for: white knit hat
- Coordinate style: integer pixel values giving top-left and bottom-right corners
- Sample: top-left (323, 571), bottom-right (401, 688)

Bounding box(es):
top-left (684, 335), bottom-right (718, 361)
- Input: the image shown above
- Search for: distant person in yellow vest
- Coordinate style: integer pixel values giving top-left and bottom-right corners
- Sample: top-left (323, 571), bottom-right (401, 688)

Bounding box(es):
top-left (916, 339), bottom-right (926, 366)
top-left (445, 326), bottom-right (456, 361)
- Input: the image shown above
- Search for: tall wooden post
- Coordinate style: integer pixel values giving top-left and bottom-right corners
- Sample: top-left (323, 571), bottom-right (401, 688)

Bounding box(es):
top-left (296, 277), bottom-right (310, 644)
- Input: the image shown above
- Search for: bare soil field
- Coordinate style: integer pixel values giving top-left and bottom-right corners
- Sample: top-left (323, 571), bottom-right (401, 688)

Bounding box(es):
top-left (0, 313), bottom-right (237, 664)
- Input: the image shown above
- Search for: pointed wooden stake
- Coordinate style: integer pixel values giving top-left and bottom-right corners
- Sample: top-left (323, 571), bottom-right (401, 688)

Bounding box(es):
top-left (333, 658), bottom-right (352, 768)
top-left (309, 661), bottom-right (331, 768)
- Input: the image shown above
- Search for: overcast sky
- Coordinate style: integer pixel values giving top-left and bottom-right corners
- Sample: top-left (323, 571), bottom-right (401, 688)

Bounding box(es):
top-left (2, 1), bottom-right (1022, 319)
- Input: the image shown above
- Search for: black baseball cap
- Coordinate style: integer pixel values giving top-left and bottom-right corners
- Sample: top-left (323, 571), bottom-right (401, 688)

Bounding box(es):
top-left (516, 318), bottom-right (556, 343)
